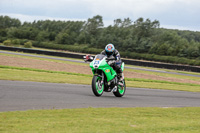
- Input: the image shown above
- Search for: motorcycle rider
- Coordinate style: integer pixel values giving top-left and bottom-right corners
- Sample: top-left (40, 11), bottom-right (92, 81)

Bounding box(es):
top-left (101, 43), bottom-right (123, 82)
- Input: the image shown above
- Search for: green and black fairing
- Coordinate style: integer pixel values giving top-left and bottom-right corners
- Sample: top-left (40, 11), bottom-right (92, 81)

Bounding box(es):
top-left (90, 54), bottom-right (124, 82)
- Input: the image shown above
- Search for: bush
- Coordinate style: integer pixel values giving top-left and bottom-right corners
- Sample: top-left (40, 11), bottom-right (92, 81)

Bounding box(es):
top-left (12, 39), bottom-right (20, 45)
top-left (24, 41), bottom-right (32, 48)
top-left (19, 39), bottom-right (29, 45)
top-left (0, 37), bottom-right (7, 43)
top-left (3, 40), bottom-right (12, 46)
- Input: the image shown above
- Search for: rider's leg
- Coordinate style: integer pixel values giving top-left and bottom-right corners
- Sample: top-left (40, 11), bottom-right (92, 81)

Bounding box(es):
top-left (117, 68), bottom-right (123, 82)
top-left (113, 64), bottom-right (123, 82)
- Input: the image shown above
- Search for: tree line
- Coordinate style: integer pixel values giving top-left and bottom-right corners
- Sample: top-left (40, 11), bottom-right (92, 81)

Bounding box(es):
top-left (0, 15), bottom-right (200, 65)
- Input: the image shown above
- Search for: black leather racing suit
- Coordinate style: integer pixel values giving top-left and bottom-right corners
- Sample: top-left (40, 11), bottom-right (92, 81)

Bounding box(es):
top-left (100, 49), bottom-right (122, 74)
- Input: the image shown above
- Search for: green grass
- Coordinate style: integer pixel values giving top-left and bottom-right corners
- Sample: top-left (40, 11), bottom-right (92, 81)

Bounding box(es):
top-left (0, 107), bottom-right (200, 133)
top-left (0, 65), bottom-right (91, 77)
top-left (127, 81), bottom-right (200, 92)
top-left (0, 66), bottom-right (92, 84)
top-left (1, 65), bottom-right (200, 92)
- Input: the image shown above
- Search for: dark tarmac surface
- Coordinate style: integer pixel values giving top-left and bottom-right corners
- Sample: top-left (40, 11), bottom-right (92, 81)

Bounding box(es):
top-left (0, 80), bottom-right (200, 112)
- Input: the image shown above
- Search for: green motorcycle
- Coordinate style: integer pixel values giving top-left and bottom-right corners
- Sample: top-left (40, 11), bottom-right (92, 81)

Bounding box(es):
top-left (89, 54), bottom-right (126, 97)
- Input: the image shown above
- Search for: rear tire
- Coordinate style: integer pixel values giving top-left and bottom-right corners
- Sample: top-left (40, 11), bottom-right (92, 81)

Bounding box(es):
top-left (92, 76), bottom-right (104, 97)
top-left (113, 79), bottom-right (126, 97)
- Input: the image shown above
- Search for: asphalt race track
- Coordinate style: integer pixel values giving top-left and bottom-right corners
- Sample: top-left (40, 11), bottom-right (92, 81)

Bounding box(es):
top-left (0, 80), bottom-right (200, 112)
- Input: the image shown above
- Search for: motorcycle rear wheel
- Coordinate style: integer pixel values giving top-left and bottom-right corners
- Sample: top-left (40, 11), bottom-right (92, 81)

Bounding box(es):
top-left (113, 79), bottom-right (126, 97)
top-left (92, 75), bottom-right (104, 97)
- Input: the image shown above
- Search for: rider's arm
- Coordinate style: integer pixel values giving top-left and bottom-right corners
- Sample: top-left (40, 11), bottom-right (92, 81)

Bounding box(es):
top-left (114, 50), bottom-right (120, 61)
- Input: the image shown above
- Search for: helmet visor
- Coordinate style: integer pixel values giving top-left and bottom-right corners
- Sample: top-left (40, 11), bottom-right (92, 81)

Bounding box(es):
top-left (106, 51), bottom-right (113, 56)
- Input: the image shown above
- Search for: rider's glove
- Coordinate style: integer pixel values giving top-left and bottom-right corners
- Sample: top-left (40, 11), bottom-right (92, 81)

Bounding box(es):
top-left (84, 54), bottom-right (93, 62)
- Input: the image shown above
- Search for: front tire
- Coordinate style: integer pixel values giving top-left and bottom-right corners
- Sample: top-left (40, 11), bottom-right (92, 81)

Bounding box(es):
top-left (113, 79), bottom-right (126, 97)
top-left (92, 76), bottom-right (104, 97)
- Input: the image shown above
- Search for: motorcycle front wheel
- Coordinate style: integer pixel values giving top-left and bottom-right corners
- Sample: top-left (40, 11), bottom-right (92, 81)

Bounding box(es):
top-left (92, 75), bottom-right (104, 97)
top-left (113, 79), bottom-right (126, 97)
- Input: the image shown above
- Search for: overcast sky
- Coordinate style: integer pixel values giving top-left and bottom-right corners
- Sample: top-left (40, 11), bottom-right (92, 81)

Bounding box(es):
top-left (0, 0), bottom-right (200, 31)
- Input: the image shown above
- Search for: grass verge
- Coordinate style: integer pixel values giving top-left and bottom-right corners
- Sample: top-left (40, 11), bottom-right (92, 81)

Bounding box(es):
top-left (1, 65), bottom-right (200, 92)
top-left (1, 51), bottom-right (200, 76)
top-left (0, 51), bottom-right (88, 66)
top-left (0, 66), bottom-right (91, 85)
top-left (126, 68), bottom-right (200, 82)
top-left (0, 107), bottom-right (200, 133)
top-left (1, 51), bottom-right (200, 80)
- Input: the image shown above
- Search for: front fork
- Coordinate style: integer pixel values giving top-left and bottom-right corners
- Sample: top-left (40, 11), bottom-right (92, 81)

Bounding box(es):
top-left (95, 71), bottom-right (104, 87)
top-left (100, 72), bottom-right (104, 85)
